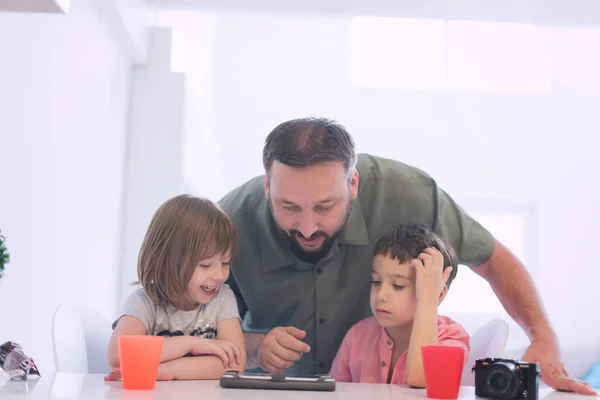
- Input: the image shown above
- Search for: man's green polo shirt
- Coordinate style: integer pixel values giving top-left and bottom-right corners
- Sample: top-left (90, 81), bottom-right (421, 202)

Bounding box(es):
top-left (218, 153), bottom-right (495, 375)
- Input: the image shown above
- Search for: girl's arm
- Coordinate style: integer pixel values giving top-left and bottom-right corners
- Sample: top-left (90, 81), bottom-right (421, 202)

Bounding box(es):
top-left (158, 317), bottom-right (246, 380)
top-left (107, 316), bottom-right (196, 368)
top-left (404, 298), bottom-right (439, 388)
top-left (158, 356), bottom-right (232, 380)
top-left (215, 317), bottom-right (246, 372)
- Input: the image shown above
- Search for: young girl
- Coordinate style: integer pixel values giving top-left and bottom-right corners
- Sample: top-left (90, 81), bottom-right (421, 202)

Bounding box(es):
top-left (329, 222), bottom-right (470, 387)
top-left (106, 194), bottom-right (246, 381)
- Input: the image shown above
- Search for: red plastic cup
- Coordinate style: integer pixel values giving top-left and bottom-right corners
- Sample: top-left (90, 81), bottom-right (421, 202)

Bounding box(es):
top-left (421, 345), bottom-right (466, 399)
top-left (118, 335), bottom-right (164, 390)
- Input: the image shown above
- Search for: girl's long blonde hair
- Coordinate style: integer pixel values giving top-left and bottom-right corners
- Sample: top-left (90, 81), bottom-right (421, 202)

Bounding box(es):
top-left (136, 194), bottom-right (237, 308)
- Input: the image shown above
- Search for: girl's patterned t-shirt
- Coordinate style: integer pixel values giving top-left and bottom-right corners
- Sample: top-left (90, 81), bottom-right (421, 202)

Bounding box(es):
top-left (113, 284), bottom-right (240, 338)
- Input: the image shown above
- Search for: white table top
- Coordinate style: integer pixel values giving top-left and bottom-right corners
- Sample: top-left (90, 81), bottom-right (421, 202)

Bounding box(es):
top-left (0, 373), bottom-right (595, 400)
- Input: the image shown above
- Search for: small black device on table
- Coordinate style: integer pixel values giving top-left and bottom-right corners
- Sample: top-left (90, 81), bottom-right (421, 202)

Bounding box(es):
top-left (219, 370), bottom-right (336, 391)
top-left (473, 358), bottom-right (540, 399)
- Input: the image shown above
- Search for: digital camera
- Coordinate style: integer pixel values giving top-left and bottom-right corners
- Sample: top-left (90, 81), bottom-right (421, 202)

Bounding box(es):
top-left (474, 358), bottom-right (540, 400)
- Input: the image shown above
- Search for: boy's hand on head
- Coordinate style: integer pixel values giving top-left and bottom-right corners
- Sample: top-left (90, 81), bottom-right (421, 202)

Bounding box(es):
top-left (412, 247), bottom-right (453, 304)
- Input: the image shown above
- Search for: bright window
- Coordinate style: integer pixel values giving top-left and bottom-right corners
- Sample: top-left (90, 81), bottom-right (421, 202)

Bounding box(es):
top-left (446, 21), bottom-right (551, 93)
top-left (350, 17), bottom-right (552, 93)
top-left (350, 17), bottom-right (446, 90)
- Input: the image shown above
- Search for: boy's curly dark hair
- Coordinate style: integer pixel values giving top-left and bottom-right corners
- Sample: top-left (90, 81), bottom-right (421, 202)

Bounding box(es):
top-left (374, 222), bottom-right (458, 287)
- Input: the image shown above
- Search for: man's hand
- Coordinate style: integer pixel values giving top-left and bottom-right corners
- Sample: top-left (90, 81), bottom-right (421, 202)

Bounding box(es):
top-left (258, 326), bottom-right (311, 373)
top-left (522, 339), bottom-right (597, 396)
top-left (189, 338), bottom-right (241, 369)
top-left (104, 367), bottom-right (174, 382)
top-left (413, 247), bottom-right (453, 303)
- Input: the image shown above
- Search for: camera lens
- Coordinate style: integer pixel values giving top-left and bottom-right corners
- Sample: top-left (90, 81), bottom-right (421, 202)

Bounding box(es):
top-left (483, 362), bottom-right (524, 399)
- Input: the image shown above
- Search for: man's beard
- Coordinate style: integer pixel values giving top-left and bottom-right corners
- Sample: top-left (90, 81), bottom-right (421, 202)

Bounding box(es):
top-left (268, 199), bottom-right (351, 264)
top-left (287, 230), bottom-right (336, 263)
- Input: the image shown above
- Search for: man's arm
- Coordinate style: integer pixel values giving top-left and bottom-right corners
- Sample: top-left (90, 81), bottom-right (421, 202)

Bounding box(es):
top-left (243, 332), bottom-right (266, 370)
top-left (244, 328), bottom-right (310, 372)
top-left (471, 240), bottom-right (554, 344)
top-left (428, 182), bottom-right (595, 395)
top-left (430, 185), bottom-right (555, 341)
top-left (472, 240), bottom-right (596, 395)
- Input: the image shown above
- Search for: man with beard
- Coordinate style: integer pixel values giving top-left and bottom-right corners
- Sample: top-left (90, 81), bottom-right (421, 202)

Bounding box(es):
top-left (217, 117), bottom-right (595, 395)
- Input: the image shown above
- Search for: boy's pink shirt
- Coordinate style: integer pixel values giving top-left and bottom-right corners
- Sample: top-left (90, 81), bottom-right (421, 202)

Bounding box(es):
top-left (329, 315), bottom-right (470, 385)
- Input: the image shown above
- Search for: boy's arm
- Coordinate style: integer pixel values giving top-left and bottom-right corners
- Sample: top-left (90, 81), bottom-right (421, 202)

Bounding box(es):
top-left (405, 248), bottom-right (454, 388)
top-left (405, 298), bottom-right (439, 388)
top-left (329, 330), bottom-right (353, 382)
top-left (438, 323), bottom-right (471, 365)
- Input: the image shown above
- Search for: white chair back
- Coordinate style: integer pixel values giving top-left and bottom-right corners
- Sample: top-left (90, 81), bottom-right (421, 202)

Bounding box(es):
top-left (461, 318), bottom-right (510, 386)
top-left (52, 304), bottom-right (112, 373)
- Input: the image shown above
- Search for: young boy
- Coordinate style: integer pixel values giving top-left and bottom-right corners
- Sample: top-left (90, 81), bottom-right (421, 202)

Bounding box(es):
top-left (329, 222), bottom-right (470, 387)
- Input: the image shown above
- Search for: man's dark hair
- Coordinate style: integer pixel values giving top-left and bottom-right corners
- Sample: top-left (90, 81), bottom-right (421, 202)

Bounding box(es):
top-left (374, 222), bottom-right (459, 288)
top-left (262, 117), bottom-right (357, 179)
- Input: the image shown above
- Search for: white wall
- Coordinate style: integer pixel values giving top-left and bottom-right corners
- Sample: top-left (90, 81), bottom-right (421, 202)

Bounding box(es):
top-left (149, 0), bottom-right (600, 26)
top-left (92, 0), bottom-right (150, 63)
top-left (180, 13), bottom-right (600, 351)
top-left (114, 0), bottom-right (149, 59)
top-left (155, 11), bottom-right (224, 201)
top-left (0, 0), bottom-right (131, 372)
top-left (118, 28), bottom-right (187, 309)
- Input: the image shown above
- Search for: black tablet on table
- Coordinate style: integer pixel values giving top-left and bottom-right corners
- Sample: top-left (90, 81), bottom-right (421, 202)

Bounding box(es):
top-left (219, 370), bottom-right (336, 391)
